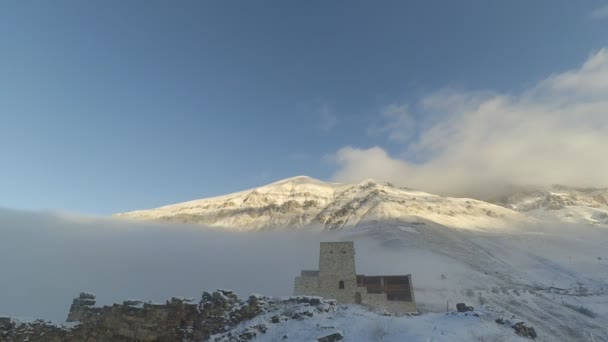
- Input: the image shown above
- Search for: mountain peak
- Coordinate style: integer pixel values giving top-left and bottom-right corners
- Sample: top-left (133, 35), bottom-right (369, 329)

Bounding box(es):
top-left (267, 175), bottom-right (330, 186)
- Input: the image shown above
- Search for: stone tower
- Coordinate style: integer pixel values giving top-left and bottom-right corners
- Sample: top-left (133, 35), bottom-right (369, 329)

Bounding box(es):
top-left (294, 241), bottom-right (417, 314)
top-left (318, 241), bottom-right (357, 304)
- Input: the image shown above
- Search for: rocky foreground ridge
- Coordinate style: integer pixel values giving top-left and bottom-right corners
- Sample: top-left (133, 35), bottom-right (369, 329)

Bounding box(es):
top-left (0, 290), bottom-right (337, 342)
top-left (0, 290), bottom-right (540, 342)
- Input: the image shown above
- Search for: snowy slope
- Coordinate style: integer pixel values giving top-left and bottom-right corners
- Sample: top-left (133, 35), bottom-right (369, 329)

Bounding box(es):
top-left (345, 224), bottom-right (608, 341)
top-left (210, 300), bottom-right (532, 342)
top-left (115, 176), bottom-right (532, 232)
top-left (497, 185), bottom-right (608, 227)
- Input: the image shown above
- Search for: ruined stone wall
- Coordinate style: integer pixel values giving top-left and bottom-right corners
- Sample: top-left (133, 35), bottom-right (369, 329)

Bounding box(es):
top-left (357, 273), bottom-right (417, 314)
top-left (1, 290), bottom-right (271, 342)
top-left (294, 275), bottom-right (319, 296)
top-left (358, 291), bottom-right (417, 314)
top-left (318, 242), bottom-right (357, 304)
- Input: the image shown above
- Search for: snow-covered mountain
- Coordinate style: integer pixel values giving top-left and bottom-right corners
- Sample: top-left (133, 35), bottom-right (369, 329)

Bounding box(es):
top-left (115, 176), bottom-right (535, 232)
top-left (116, 176), bottom-right (608, 232)
top-left (496, 185), bottom-right (608, 227)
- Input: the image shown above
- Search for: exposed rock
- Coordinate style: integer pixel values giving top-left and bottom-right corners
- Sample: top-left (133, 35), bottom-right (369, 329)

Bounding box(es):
top-left (74, 292), bottom-right (96, 306)
top-left (512, 322), bottom-right (537, 340)
top-left (123, 299), bottom-right (143, 307)
top-left (317, 331), bottom-right (344, 342)
top-left (0, 317), bottom-right (13, 329)
top-left (456, 303), bottom-right (474, 312)
top-left (67, 292), bottom-right (98, 322)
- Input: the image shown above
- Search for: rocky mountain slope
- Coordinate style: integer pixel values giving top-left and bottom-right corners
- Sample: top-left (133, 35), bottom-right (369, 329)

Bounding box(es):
top-left (496, 185), bottom-right (608, 227)
top-left (115, 176), bottom-right (537, 232)
top-left (116, 177), bottom-right (608, 232)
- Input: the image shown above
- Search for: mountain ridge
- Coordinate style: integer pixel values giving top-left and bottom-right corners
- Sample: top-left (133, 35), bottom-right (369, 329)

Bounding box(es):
top-left (114, 176), bottom-right (532, 231)
top-left (115, 176), bottom-right (608, 231)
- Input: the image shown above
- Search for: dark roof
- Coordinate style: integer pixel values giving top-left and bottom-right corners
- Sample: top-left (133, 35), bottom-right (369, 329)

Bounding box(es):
top-left (356, 274), bottom-right (413, 302)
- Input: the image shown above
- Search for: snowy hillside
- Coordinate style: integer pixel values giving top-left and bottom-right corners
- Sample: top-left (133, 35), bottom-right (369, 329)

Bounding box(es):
top-left (115, 176), bottom-right (534, 232)
top-left (212, 302), bottom-right (537, 342)
top-left (207, 295), bottom-right (538, 342)
top-left (496, 185), bottom-right (608, 227)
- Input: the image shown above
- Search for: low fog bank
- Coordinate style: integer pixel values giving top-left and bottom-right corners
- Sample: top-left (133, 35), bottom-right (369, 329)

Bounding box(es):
top-left (2, 208), bottom-right (607, 322)
top-left (0, 209), bottom-right (321, 320)
top-left (0, 208), bottom-right (439, 321)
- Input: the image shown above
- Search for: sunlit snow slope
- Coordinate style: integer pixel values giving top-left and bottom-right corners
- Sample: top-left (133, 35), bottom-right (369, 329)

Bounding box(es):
top-left (498, 185), bottom-right (608, 227)
top-left (115, 176), bottom-right (533, 232)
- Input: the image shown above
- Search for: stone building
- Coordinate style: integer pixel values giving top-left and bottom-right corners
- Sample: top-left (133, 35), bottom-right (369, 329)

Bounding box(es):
top-left (294, 241), bottom-right (417, 314)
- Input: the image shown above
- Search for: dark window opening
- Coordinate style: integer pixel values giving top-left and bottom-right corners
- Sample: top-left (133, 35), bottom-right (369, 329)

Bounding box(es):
top-left (339, 280), bottom-right (344, 289)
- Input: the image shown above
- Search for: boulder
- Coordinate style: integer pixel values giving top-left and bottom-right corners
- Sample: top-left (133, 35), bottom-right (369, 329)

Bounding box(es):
top-left (318, 332), bottom-right (344, 342)
top-left (512, 322), bottom-right (537, 339)
top-left (456, 303), bottom-right (474, 312)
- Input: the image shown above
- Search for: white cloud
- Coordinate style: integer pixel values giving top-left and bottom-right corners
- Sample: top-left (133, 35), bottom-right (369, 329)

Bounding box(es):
top-left (331, 49), bottom-right (608, 198)
top-left (368, 104), bottom-right (416, 142)
top-left (332, 146), bottom-right (411, 183)
top-left (590, 4), bottom-right (608, 20)
top-left (320, 104), bottom-right (337, 132)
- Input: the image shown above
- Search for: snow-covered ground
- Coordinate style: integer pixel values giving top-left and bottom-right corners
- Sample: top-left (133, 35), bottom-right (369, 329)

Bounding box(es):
top-left (211, 301), bottom-right (532, 342)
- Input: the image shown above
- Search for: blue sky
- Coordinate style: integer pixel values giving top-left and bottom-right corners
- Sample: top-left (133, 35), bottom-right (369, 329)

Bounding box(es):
top-left (2, 1), bottom-right (608, 214)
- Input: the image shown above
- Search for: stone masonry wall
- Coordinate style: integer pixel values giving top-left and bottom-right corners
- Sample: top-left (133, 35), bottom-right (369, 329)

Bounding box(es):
top-left (294, 275), bottom-right (319, 296)
top-left (318, 241), bottom-right (358, 304)
top-left (359, 292), bottom-right (417, 314)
